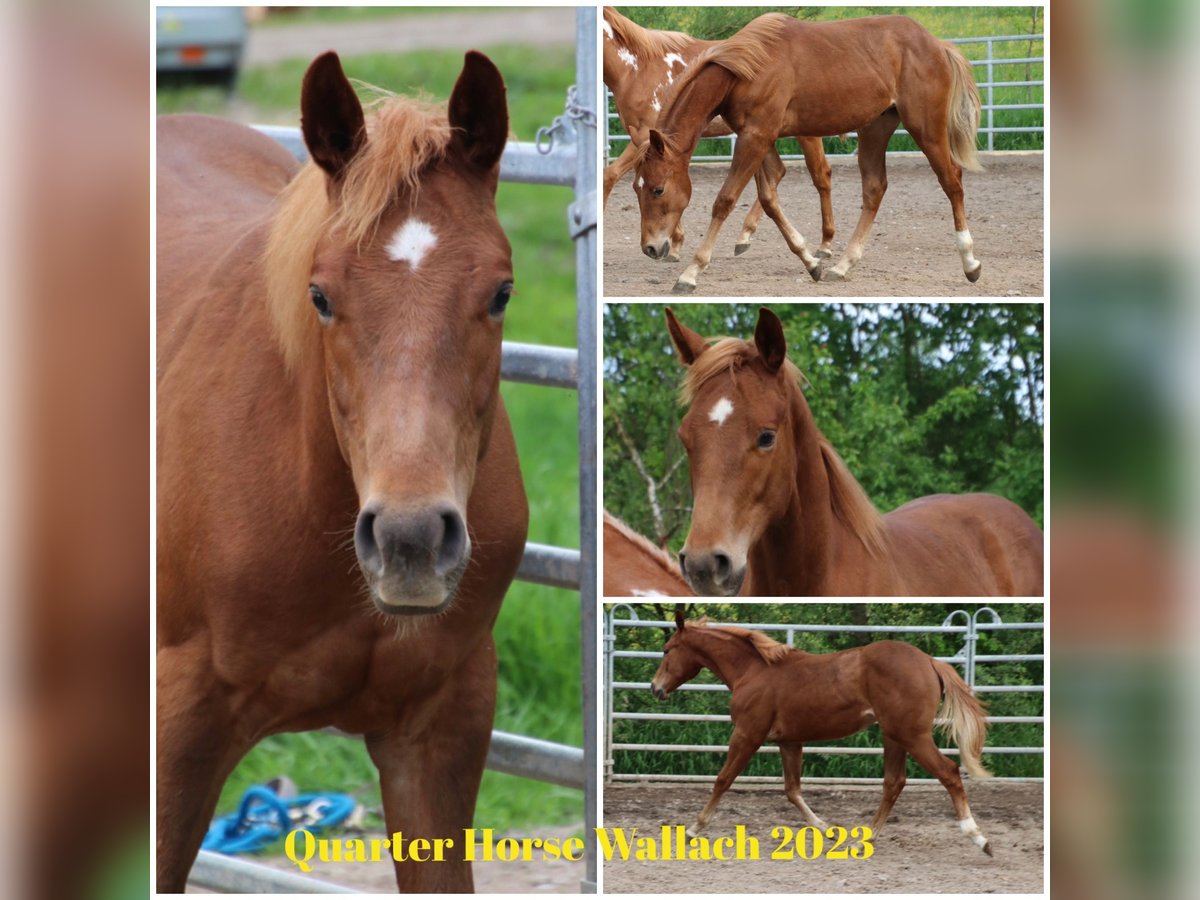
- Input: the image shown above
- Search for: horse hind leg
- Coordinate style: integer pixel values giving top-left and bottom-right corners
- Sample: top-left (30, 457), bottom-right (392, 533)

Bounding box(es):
top-left (781, 743), bottom-right (829, 829)
top-left (823, 109), bottom-right (899, 281)
top-left (905, 733), bottom-right (993, 856)
top-left (800, 136), bottom-right (835, 257)
top-left (868, 734), bottom-right (908, 835)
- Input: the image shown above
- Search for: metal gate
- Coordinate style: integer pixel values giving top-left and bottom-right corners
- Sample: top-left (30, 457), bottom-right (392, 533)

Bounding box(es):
top-left (187, 9), bottom-right (598, 893)
top-left (605, 606), bottom-right (1044, 785)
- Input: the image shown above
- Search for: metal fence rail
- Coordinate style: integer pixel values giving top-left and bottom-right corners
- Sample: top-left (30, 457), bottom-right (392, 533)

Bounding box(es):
top-left (188, 14), bottom-right (598, 894)
top-left (604, 607), bottom-right (1044, 786)
top-left (605, 32), bottom-right (1045, 162)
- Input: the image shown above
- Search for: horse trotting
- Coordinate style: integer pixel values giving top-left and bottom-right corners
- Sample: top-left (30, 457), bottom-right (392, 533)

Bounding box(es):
top-left (650, 610), bottom-right (994, 855)
top-left (603, 6), bottom-right (835, 260)
top-left (664, 306), bottom-right (1044, 596)
top-left (633, 13), bottom-right (983, 292)
top-left (157, 51), bottom-right (528, 892)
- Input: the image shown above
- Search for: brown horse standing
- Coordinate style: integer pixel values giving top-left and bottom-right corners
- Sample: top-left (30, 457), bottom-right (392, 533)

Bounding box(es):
top-left (665, 307), bottom-right (1043, 597)
top-left (603, 511), bottom-right (693, 597)
top-left (603, 7), bottom-right (835, 260)
top-left (633, 14), bottom-right (984, 292)
top-left (651, 611), bottom-right (995, 855)
top-left (157, 52), bottom-right (528, 892)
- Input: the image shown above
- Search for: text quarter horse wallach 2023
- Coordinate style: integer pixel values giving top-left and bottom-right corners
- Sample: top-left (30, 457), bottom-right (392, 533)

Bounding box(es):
top-left (157, 51), bottom-right (528, 893)
top-left (663, 307), bottom-right (1043, 597)
top-left (630, 13), bottom-right (986, 293)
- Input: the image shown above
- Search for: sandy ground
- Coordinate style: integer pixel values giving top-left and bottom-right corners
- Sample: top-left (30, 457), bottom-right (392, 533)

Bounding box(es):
top-left (603, 154), bottom-right (1044, 298)
top-left (602, 782), bottom-right (1044, 894)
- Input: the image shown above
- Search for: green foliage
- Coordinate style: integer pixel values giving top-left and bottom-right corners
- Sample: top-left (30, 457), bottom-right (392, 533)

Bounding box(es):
top-left (606, 7), bottom-right (1044, 157)
top-left (607, 603), bottom-right (1043, 779)
top-left (160, 46), bottom-right (583, 832)
top-left (604, 304), bottom-right (1043, 547)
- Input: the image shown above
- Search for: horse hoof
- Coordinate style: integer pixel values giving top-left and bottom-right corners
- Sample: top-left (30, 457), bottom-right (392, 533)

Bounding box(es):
top-left (672, 281), bottom-right (697, 295)
top-left (808, 265), bottom-right (823, 282)
top-left (821, 267), bottom-right (847, 283)
top-left (817, 247), bottom-right (833, 258)
top-left (734, 242), bottom-right (751, 256)
top-left (966, 263), bottom-right (983, 283)
top-left (982, 841), bottom-right (993, 857)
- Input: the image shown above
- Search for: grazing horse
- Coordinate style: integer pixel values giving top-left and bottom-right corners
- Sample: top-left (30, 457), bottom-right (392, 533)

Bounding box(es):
top-left (603, 6), bottom-right (835, 260)
top-left (651, 610), bottom-right (995, 855)
top-left (633, 14), bottom-right (985, 292)
top-left (664, 307), bottom-right (1043, 597)
top-left (603, 511), bottom-right (693, 597)
top-left (156, 51), bottom-right (528, 892)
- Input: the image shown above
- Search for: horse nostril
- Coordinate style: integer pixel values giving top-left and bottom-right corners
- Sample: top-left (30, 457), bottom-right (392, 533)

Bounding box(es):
top-left (643, 244), bottom-right (657, 259)
top-left (677, 551), bottom-right (688, 574)
top-left (435, 507), bottom-right (468, 576)
top-left (714, 553), bottom-right (731, 582)
top-left (354, 507), bottom-right (383, 576)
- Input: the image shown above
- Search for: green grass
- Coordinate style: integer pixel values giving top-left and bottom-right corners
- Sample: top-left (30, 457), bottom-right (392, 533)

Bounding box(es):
top-left (160, 43), bottom-right (585, 837)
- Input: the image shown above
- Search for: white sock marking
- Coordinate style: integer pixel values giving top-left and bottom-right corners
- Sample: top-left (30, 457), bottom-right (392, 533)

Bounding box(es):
top-left (386, 219), bottom-right (437, 269)
top-left (956, 229), bottom-right (981, 272)
top-left (708, 397), bottom-right (734, 426)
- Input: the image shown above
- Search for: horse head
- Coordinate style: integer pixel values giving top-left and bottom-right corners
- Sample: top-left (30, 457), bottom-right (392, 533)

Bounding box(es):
top-left (633, 130), bottom-right (692, 259)
top-left (650, 606), bottom-right (705, 699)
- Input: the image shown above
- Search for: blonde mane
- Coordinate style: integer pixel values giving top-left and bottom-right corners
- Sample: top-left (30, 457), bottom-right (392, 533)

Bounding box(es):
top-left (692, 617), bottom-right (792, 664)
top-left (262, 94), bottom-right (454, 370)
top-left (604, 7), bottom-right (697, 61)
top-left (678, 336), bottom-right (888, 558)
top-left (658, 13), bottom-right (792, 127)
top-left (604, 511), bottom-right (684, 581)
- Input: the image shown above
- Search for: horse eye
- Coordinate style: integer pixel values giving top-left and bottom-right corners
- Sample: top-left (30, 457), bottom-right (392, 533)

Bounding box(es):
top-left (757, 429), bottom-right (777, 450)
top-left (489, 282), bottom-right (514, 319)
top-left (652, 186), bottom-right (665, 199)
top-left (309, 285), bottom-right (332, 321)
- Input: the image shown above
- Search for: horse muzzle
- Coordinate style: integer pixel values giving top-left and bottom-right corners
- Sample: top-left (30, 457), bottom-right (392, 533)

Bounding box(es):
top-left (678, 549), bottom-right (745, 598)
top-left (650, 682), bottom-right (669, 701)
top-left (642, 239), bottom-right (671, 261)
top-left (354, 501), bottom-right (471, 615)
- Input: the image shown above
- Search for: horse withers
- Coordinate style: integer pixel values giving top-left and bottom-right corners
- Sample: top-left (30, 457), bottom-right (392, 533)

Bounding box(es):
top-left (157, 51), bottom-right (528, 892)
top-left (651, 610), bottom-right (995, 855)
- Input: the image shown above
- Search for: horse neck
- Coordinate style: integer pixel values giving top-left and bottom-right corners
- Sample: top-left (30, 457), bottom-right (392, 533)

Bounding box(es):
top-left (687, 629), bottom-right (765, 688)
top-left (748, 387), bottom-right (862, 596)
top-left (657, 63), bottom-right (734, 155)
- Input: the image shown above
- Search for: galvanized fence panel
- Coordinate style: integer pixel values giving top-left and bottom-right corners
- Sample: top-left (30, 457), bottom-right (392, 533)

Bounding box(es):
top-left (605, 33), bottom-right (1045, 163)
top-left (188, 15), bottom-right (598, 893)
top-left (604, 606), bottom-right (1044, 786)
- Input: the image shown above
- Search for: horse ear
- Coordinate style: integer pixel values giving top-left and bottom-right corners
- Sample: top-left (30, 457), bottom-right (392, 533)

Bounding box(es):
top-left (674, 604), bottom-right (686, 631)
top-left (449, 51), bottom-right (509, 172)
top-left (300, 52), bottom-right (367, 179)
top-left (647, 129), bottom-right (670, 159)
top-left (665, 307), bottom-right (707, 367)
top-left (754, 307), bottom-right (787, 373)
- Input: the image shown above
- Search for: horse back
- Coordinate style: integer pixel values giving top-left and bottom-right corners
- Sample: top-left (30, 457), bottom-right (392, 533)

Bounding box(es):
top-left (885, 493), bottom-right (1044, 595)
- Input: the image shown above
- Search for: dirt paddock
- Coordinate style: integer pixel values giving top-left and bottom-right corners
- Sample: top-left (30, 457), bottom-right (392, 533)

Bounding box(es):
top-left (602, 781), bottom-right (1043, 893)
top-left (603, 153), bottom-right (1043, 298)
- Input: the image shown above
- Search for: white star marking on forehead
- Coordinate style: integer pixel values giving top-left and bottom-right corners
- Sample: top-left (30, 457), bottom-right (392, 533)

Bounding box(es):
top-left (386, 219), bottom-right (437, 269)
top-left (708, 397), bottom-right (734, 426)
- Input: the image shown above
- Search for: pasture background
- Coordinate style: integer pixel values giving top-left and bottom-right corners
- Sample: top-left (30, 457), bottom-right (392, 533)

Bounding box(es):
top-left (156, 22), bottom-right (582, 832)
top-left (604, 303), bottom-right (1044, 550)
top-left (606, 6), bottom-right (1045, 159)
top-left (607, 603), bottom-right (1044, 780)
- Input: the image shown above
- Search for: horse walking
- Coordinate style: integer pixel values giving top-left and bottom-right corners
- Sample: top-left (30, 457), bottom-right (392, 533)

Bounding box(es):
top-left (603, 7), bottom-right (835, 260)
top-left (665, 307), bottom-right (1043, 596)
top-left (157, 52), bottom-right (528, 892)
top-left (650, 610), bottom-right (995, 855)
top-left (633, 14), bottom-right (984, 292)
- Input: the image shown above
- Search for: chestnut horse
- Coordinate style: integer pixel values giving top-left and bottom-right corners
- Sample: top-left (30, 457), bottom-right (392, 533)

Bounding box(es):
top-left (157, 52), bottom-right (528, 892)
top-left (603, 7), bottom-right (835, 260)
top-left (665, 307), bottom-right (1043, 597)
top-left (651, 610), bottom-right (995, 855)
top-left (603, 511), bottom-right (692, 597)
top-left (633, 14), bottom-right (984, 292)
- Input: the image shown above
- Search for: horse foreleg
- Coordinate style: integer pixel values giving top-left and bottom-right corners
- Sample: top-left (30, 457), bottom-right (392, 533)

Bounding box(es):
top-left (689, 728), bottom-right (761, 836)
top-left (780, 743), bottom-right (828, 829)
top-left (868, 734), bottom-right (909, 835)
top-left (799, 137), bottom-right (835, 257)
top-left (672, 135), bottom-right (774, 293)
top-left (603, 139), bottom-right (642, 209)
top-left (905, 733), bottom-right (993, 856)
top-left (753, 147), bottom-right (823, 281)
top-left (824, 110), bottom-right (901, 282)
top-left (365, 647), bottom-right (497, 892)
top-left (156, 645), bottom-right (248, 891)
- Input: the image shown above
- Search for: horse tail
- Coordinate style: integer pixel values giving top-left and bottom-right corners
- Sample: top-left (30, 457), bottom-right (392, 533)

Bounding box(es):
top-left (943, 43), bottom-right (983, 173)
top-left (932, 659), bottom-right (993, 779)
